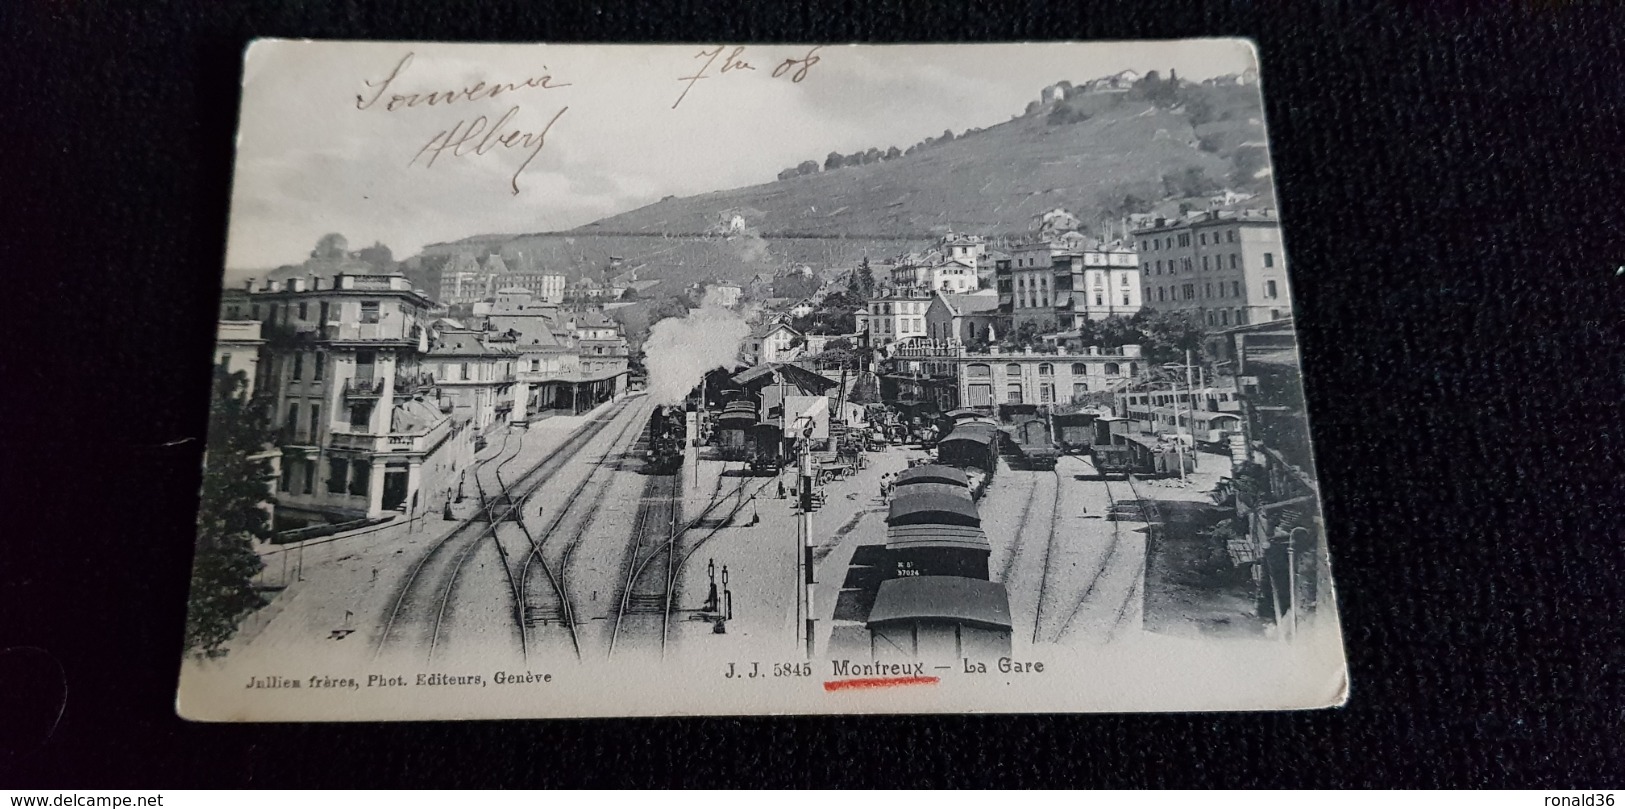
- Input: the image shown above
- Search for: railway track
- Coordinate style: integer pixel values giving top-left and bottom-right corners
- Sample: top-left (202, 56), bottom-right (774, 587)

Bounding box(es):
top-left (372, 398), bottom-right (637, 662)
top-left (1047, 465), bottom-right (1147, 644)
top-left (512, 397), bottom-right (654, 660)
top-left (609, 464), bottom-right (774, 658)
top-left (1028, 460), bottom-right (1067, 645)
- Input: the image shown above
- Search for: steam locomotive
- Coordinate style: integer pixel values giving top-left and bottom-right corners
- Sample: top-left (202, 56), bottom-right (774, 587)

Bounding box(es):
top-left (646, 405), bottom-right (687, 475)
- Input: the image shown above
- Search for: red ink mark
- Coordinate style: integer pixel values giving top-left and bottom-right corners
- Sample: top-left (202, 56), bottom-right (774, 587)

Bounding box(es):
top-left (823, 676), bottom-right (940, 692)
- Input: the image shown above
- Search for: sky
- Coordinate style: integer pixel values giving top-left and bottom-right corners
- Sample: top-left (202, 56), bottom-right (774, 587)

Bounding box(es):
top-left (224, 40), bottom-right (1258, 270)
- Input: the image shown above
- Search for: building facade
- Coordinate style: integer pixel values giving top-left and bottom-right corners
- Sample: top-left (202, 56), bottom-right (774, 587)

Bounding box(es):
top-left (425, 328), bottom-right (519, 437)
top-left (999, 236), bottom-right (1141, 331)
top-left (1133, 209), bottom-right (1291, 328)
top-left (743, 322), bottom-right (802, 365)
top-left (245, 273), bottom-right (474, 525)
top-left (862, 290), bottom-right (934, 351)
top-left (924, 291), bottom-right (1001, 345)
top-left (214, 319), bottom-right (265, 397)
top-left (886, 343), bottom-right (1146, 410)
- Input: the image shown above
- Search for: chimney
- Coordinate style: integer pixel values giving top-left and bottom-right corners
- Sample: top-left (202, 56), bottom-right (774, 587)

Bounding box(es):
top-left (291, 278), bottom-right (305, 292)
top-left (268, 280), bottom-right (282, 292)
top-left (244, 277), bottom-right (256, 291)
top-left (309, 273), bottom-right (320, 291)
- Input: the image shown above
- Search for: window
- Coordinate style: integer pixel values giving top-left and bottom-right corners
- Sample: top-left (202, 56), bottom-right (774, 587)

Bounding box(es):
top-left (1264, 252), bottom-right (1275, 267)
top-left (1272, 308), bottom-right (1284, 320)
top-left (319, 301), bottom-right (330, 323)
top-left (1073, 382), bottom-right (1089, 399)
top-left (1157, 287), bottom-right (1165, 302)
top-left (1178, 234), bottom-right (1191, 247)
top-left (360, 301), bottom-right (380, 323)
top-left (1040, 383), bottom-right (1055, 404)
top-left (1071, 363), bottom-right (1087, 375)
top-left (279, 459), bottom-right (293, 492)
top-left (350, 403), bottom-right (372, 430)
top-left (1038, 363), bottom-right (1053, 376)
top-left (1266, 280), bottom-right (1279, 298)
top-left (1228, 230), bottom-right (1237, 243)
top-left (302, 455), bottom-right (314, 495)
top-left (349, 459), bottom-right (369, 497)
top-left (292, 352), bottom-right (304, 380)
top-left (1235, 308), bottom-right (1246, 324)
top-left (309, 405), bottom-right (321, 443)
top-left (327, 458), bottom-right (347, 494)
top-left (218, 352), bottom-right (232, 370)
top-left (1155, 260), bottom-right (1162, 274)
top-left (1140, 240), bottom-right (1148, 251)
top-left (267, 304), bottom-right (279, 324)
top-left (1006, 364), bottom-right (1021, 376)
top-left (1183, 283), bottom-right (1196, 300)
top-left (1206, 283), bottom-right (1213, 298)
top-left (1184, 258), bottom-right (1193, 272)
top-left (1094, 293), bottom-right (1104, 306)
top-left (1006, 383), bottom-right (1024, 404)
top-left (1104, 362), bottom-right (1120, 375)
top-left (1230, 254), bottom-right (1239, 270)
top-left (297, 302), bottom-right (308, 320)
top-left (1202, 256), bottom-right (1209, 271)
top-left (1232, 280), bottom-right (1242, 297)
top-left (530, 358), bottom-right (541, 372)
top-left (1122, 291), bottom-right (1131, 306)
top-left (1200, 233), bottom-right (1207, 245)
top-left (286, 403), bottom-right (300, 441)
top-left (251, 304), bottom-right (260, 319)
top-left (967, 363), bottom-right (990, 378)
top-left (1153, 238), bottom-right (1161, 250)
top-left (460, 362), bottom-right (471, 380)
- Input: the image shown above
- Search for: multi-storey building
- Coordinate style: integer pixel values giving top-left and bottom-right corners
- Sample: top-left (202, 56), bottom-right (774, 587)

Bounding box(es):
top-left (570, 309), bottom-right (631, 379)
top-left (244, 273), bottom-right (473, 525)
top-left (885, 342), bottom-right (1147, 410)
top-left (861, 289), bottom-right (934, 351)
top-left (1133, 209), bottom-right (1291, 328)
top-left (497, 272), bottom-right (566, 303)
top-left (424, 328), bottom-right (519, 437)
top-left (999, 235), bottom-right (1141, 332)
top-left (742, 322), bottom-right (802, 365)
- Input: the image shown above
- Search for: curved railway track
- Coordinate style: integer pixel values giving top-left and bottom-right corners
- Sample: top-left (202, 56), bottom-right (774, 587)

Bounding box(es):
top-left (511, 397), bottom-right (654, 660)
top-left (1028, 461), bottom-right (1067, 644)
top-left (372, 398), bottom-right (637, 662)
top-left (1047, 466), bottom-right (1148, 644)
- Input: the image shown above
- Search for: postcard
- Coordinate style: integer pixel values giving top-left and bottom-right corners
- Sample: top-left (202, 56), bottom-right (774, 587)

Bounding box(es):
top-left (179, 39), bottom-right (1346, 720)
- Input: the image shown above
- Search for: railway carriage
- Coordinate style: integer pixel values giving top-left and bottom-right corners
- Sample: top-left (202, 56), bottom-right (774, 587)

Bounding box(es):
top-left (935, 422), bottom-right (1001, 475)
top-left (1005, 417), bottom-right (1060, 470)
top-left (866, 575), bottom-right (1013, 662)
top-left (713, 400), bottom-right (760, 461)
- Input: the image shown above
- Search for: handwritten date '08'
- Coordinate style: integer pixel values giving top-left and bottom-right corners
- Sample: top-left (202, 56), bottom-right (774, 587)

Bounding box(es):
top-left (673, 45), bottom-right (823, 109)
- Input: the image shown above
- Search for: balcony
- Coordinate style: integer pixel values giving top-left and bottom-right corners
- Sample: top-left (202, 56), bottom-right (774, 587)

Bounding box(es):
top-left (394, 373), bottom-right (436, 395)
top-left (321, 322), bottom-right (419, 344)
top-left (327, 417), bottom-right (451, 455)
top-left (342, 377), bottom-right (386, 399)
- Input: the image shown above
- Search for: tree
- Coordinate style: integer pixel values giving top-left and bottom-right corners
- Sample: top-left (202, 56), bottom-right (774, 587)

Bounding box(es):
top-left (619, 287), bottom-right (639, 301)
top-left (824, 151), bottom-right (845, 171)
top-left (825, 337), bottom-right (854, 352)
top-left (853, 257), bottom-right (876, 298)
top-left (884, 146), bottom-right (902, 160)
top-left (797, 160), bottom-right (819, 176)
top-left (187, 368), bottom-right (273, 657)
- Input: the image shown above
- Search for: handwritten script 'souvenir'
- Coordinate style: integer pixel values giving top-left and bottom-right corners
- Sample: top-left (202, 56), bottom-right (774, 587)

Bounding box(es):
top-left (355, 52), bottom-right (571, 112)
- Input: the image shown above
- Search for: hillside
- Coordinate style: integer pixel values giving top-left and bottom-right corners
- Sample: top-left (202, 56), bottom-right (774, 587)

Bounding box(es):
top-left (398, 78), bottom-right (1275, 294)
top-left (570, 82), bottom-right (1272, 239)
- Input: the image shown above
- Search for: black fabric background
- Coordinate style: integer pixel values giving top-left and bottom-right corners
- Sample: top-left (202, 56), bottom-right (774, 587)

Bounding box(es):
top-left (4, 0), bottom-right (1623, 789)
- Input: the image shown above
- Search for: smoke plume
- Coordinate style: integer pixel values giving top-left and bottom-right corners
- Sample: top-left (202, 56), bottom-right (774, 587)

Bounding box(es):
top-left (642, 289), bottom-right (752, 405)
